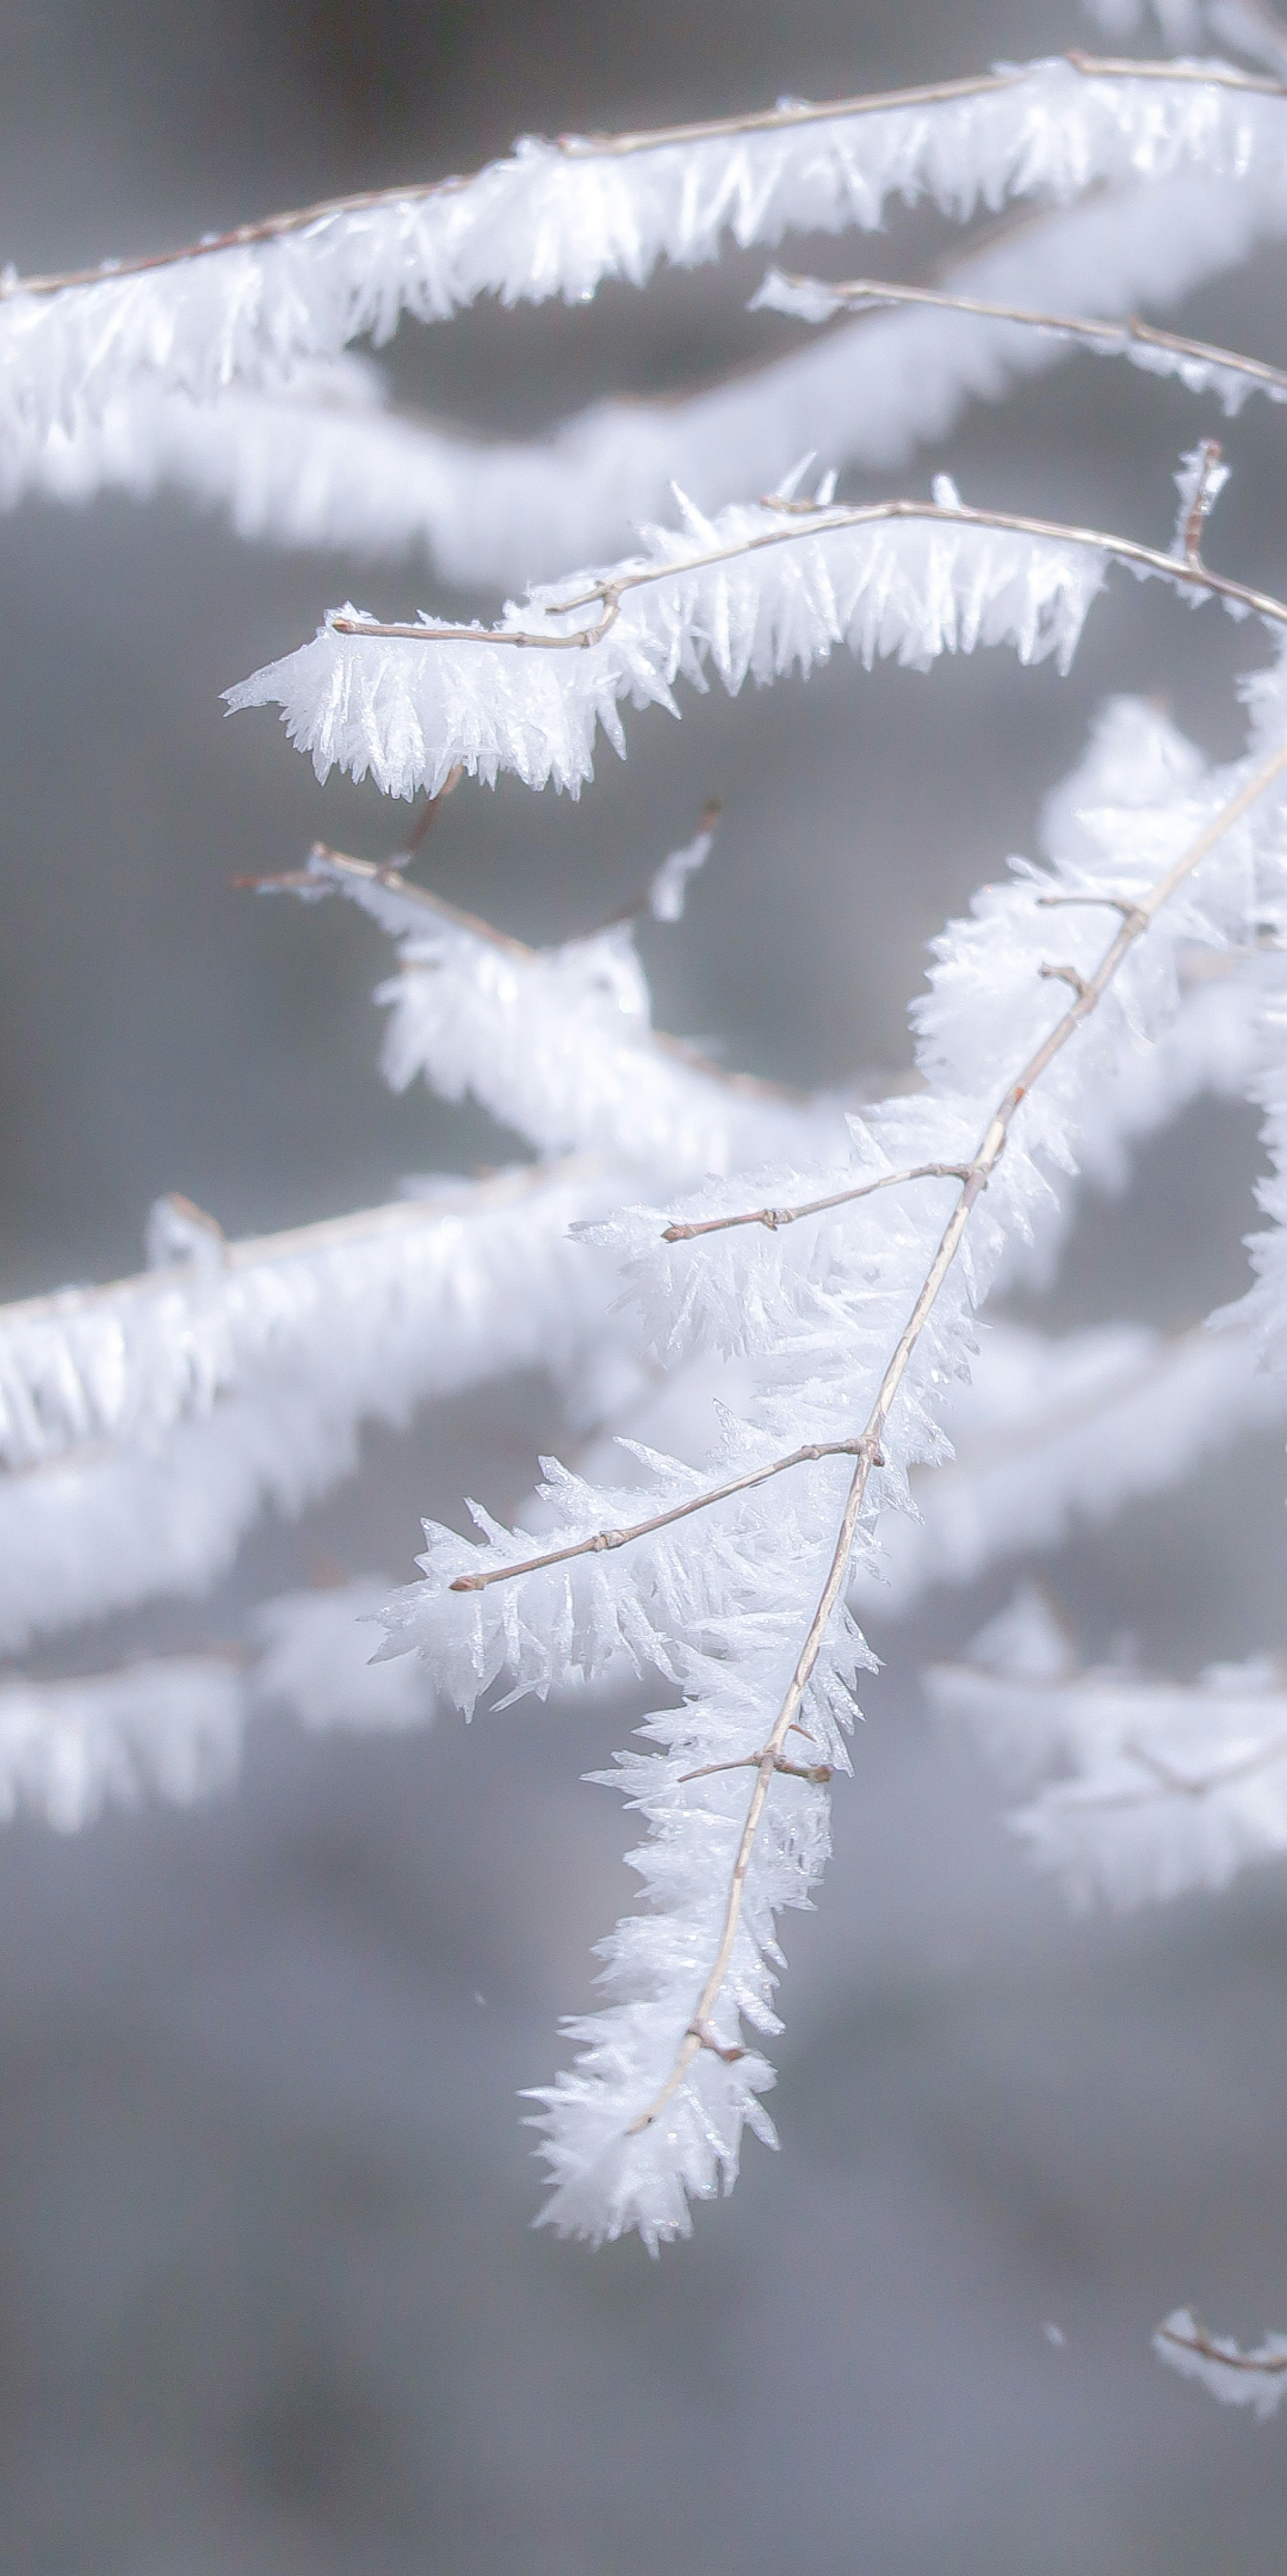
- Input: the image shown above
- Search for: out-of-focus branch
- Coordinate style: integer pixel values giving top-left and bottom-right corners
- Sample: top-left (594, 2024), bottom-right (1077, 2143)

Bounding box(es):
top-left (762, 269), bottom-right (1287, 403)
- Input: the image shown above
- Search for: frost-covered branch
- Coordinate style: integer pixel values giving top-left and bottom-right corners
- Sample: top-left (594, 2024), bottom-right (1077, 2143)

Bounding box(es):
top-left (10, 54), bottom-right (1287, 443)
top-left (755, 267), bottom-right (1287, 412)
top-left (230, 486), bottom-right (1287, 798)
top-left (929, 1587), bottom-right (1287, 1906)
top-left (0, 1164), bottom-right (615, 1648)
top-left (13, 173), bottom-right (1287, 589)
top-left (255, 842), bottom-right (847, 1174)
top-left (375, 692), bottom-right (1287, 2242)
top-left (1154, 2311), bottom-right (1287, 2415)
top-left (622, 739), bottom-right (1287, 2136)
top-left (0, 1580), bottom-right (436, 1831)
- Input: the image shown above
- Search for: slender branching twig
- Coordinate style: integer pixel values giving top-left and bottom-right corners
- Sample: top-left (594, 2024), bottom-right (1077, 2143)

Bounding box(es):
top-left (766, 272), bottom-right (1287, 405)
top-left (660, 1164), bottom-right (973, 1243)
top-left (627, 735), bottom-right (1287, 2131)
top-left (330, 497), bottom-right (1287, 647)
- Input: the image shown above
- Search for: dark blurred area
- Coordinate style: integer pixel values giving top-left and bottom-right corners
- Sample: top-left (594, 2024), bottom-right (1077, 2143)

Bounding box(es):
top-left (1, 3), bottom-right (1286, 2569)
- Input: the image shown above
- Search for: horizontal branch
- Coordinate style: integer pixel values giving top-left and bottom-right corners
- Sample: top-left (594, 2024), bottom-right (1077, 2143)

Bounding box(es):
top-left (8, 55), bottom-right (1280, 300)
top-left (765, 270), bottom-right (1287, 402)
top-left (329, 495), bottom-right (1287, 648)
top-left (447, 1436), bottom-right (884, 1593)
top-left (252, 842), bottom-right (811, 1109)
top-left (0, 1160), bottom-right (590, 1339)
top-left (660, 1163), bottom-right (973, 1242)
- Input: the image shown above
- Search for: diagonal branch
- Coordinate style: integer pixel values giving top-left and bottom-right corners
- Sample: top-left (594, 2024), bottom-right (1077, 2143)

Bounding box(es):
top-left (627, 735), bottom-right (1287, 2134)
top-left (761, 271), bottom-right (1287, 404)
top-left (1155, 2317), bottom-right (1287, 2377)
top-left (660, 1164), bottom-right (973, 1243)
top-left (329, 496), bottom-right (1287, 647)
top-left (447, 1437), bottom-right (884, 1594)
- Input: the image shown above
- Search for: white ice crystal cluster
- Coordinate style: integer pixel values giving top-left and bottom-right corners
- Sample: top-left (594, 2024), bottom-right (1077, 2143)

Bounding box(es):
top-left (9, 19), bottom-right (1287, 2389)
top-left (228, 491), bottom-right (1112, 797)
top-left (377, 689), bottom-right (1285, 2246)
top-left (0, 1167), bottom-right (611, 1649)
top-left (9, 170), bottom-right (1287, 590)
top-left (0, 1580), bottom-right (437, 1831)
top-left (274, 842), bottom-right (845, 1176)
top-left (7, 55), bottom-right (1287, 449)
top-left (929, 1587), bottom-right (1287, 1907)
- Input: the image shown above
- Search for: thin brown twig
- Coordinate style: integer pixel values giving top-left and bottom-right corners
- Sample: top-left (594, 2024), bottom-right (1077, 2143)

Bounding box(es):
top-left (768, 272), bottom-right (1287, 405)
top-left (6, 57), bottom-right (1281, 302)
top-left (447, 1436), bottom-right (884, 1593)
top-left (660, 1163), bottom-right (972, 1243)
top-left (627, 735), bottom-right (1287, 2135)
top-left (328, 496), bottom-right (1287, 648)
top-left (1155, 2318), bottom-right (1287, 2376)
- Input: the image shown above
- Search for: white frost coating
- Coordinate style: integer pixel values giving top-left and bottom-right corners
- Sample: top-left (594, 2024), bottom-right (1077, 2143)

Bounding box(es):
top-left (0, 1582), bottom-right (438, 1834)
top-left (1154, 2310), bottom-right (1287, 2415)
top-left (380, 699), bottom-right (1284, 2246)
top-left (10, 173), bottom-right (1287, 589)
top-left (228, 496), bottom-right (1108, 797)
top-left (0, 1658), bottom-right (244, 1830)
top-left (253, 1580), bottom-right (437, 1734)
top-left (929, 1590), bottom-right (1287, 1908)
top-left (7, 56), bottom-right (1287, 438)
top-left (0, 1168), bottom-right (613, 1650)
top-left (280, 849), bottom-right (847, 1174)
top-left (862, 1318), bottom-right (1283, 1614)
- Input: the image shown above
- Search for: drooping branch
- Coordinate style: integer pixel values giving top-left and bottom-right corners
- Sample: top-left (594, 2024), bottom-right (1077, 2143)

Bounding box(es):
top-left (757, 269), bottom-right (1287, 405)
top-left (628, 735), bottom-right (1287, 2131)
top-left (327, 495), bottom-right (1287, 648)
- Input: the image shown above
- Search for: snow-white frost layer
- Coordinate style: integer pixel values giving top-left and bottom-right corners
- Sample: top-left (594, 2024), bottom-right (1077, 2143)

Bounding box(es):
top-left (279, 847), bottom-right (847, 1175)
top-left (0, 1168), bottom-right (612, 1650)
top-left (929, 1587), bottom-right (1287, 1907)
top-left (378, 695), bottom-right (1284, 2246)
top-left (0, 1582), bottom-right (437, 1831)
top-left (228, 494), bottom-right (1109, 796)
top-left (8, 57), bottom-right (1287, 439)
top-left (10, 170), bottom-right (1287, 588)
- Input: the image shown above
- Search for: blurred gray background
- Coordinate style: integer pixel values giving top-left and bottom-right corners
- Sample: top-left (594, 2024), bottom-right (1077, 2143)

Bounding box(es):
top-left (2, 1), bottom-right (1287, 2568)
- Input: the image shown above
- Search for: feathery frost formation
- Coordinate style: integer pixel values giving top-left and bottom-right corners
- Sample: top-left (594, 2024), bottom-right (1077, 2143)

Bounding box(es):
top-left (9, 171), bottom-right (1287, 587)
top-left (0, 1582), bottom-right (437, 1831)
top-left (228, 492), bottom-right (1109, 797)
top-left (929, 1588), bottom-right (1287, 1908)
top-left (274, 845), bottom-right (845, 1175)
top-left (377, 692), bottom-right (1284, 2246)
top-left (9, 55), bottom-right (1287, 444)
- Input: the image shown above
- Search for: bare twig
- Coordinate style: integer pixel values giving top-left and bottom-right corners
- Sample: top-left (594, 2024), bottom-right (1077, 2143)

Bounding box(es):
top-left (627, 736), bottom-right (1287, 2135)
top-left (329, 496), bottom-right (1287, 648)
top-left (661, 1163), bottom-right (972, 1243)
top-left (767, 272), bottom-right (1287, 406)
top-left (1155, 2317), bottom-right (1287, 2376)
top-left (7, 57), bottom-right (1281, 302)
top-left (447, 1436), bottom-right (885, 1593)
